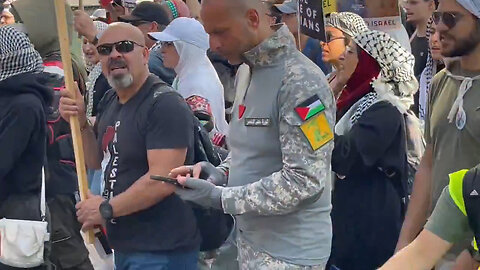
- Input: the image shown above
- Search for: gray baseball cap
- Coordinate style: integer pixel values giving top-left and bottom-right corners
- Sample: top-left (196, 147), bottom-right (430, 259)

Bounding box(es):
top-left (274, 0), bottom-right (298, 14)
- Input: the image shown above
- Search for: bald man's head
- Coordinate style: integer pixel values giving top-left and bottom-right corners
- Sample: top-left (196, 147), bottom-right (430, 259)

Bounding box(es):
top-left (99, 22), bottom-right (145, 46)
top-left (201, 0), bottom-right (274, 64)
top-left (97, 22), bottom-right (150, 91)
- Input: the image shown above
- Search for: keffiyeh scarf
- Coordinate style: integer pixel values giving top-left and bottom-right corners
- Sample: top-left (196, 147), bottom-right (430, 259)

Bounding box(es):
top-left (0, 26), bottom-right (43, 81)
top-left (326, 12), bottom-right (369, 38)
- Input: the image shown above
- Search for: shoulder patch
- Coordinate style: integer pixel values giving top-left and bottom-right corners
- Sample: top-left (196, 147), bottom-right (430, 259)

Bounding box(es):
top-left (295, 95), bottom-right (325, 121)
top-left (300, 112), bottom-right (333, 151)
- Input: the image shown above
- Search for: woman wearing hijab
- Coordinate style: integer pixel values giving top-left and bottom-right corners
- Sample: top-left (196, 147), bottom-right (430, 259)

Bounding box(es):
top-left (329, 30), bottom-right (421, 270)
top-left (149, 17), bottom-right (229, 144)
top-left (323, 12), bottom-right (369, 98)
top-left (0, 26), bottom-right (52, 254)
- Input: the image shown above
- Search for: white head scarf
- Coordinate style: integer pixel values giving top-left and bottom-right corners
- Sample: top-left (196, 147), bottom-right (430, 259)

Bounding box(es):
top-left (172, 40), bottom-right (229, 136)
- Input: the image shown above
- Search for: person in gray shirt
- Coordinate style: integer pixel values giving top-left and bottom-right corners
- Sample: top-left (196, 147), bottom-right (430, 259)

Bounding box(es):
top-left (169, 0), bottom-right (335, 269)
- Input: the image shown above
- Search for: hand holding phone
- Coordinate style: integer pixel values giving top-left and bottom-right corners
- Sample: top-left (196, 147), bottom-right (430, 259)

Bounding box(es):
top-left (150, 175), bottom-right (190, 189)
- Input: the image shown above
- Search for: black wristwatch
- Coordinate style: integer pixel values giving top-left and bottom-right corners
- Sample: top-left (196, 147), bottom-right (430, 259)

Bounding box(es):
top-left (99, 200), bottom-right (113, 221)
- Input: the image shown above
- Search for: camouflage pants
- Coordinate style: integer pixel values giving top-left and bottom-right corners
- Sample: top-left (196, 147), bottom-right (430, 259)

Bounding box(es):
top-left (237, 236), bottom-right (326, 270)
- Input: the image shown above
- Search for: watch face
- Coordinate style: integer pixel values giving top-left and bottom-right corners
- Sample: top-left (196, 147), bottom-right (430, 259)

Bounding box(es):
top-left (100, 201), bottom-right (113, 220)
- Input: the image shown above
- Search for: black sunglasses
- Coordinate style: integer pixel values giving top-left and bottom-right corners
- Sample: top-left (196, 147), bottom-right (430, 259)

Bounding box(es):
top-left (160, 41), bottom-right (174, 47)
top-left (129, 20), bottom-right (151, 27)
top-left (97, 40), bottom-right (145, 56)
top-left (432, 11), bottom-right (464, 29)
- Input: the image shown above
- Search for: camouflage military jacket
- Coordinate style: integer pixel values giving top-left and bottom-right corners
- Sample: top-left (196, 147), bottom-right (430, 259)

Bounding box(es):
top-left (217, 25), bottom-right (335, 265)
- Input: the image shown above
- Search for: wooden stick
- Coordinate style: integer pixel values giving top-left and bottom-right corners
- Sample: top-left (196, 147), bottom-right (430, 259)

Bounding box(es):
top-left (53, 0), bottom-right (95, 244)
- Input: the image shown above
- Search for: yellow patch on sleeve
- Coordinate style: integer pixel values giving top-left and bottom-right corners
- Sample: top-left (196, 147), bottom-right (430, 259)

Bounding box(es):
top-left (300, 112), bottom-right (334, 151)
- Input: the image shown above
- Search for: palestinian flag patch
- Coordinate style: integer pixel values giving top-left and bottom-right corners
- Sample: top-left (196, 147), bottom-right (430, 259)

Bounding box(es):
top-left (295, 95), bottom-right (325, 121)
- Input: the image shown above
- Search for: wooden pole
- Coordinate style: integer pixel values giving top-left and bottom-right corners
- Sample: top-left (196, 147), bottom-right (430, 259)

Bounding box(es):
top-left (53, 0), bottom-right (94, 244)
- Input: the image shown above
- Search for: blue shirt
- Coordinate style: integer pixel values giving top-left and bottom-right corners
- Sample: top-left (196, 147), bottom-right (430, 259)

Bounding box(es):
top-left (302, 38), bottom-right (331, 75)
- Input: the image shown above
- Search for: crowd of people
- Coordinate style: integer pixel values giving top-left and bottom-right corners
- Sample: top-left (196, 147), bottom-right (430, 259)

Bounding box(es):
top-left (1, 0), bottom-right (480, 269)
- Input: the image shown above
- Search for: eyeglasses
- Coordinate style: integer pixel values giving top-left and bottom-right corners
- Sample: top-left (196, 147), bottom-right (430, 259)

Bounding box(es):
top-left (432, 11), bottom-right (464, 29)
top-left (326, 36), bottom-right (347, 43)
top-left (97, 40), bottom-right (145, 56)
top-left (160, 41), bottom-right (174, 47)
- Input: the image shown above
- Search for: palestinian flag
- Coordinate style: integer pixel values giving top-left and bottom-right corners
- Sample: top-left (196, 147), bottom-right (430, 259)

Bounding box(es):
top-left (295, 95), bottom-right (325, 121)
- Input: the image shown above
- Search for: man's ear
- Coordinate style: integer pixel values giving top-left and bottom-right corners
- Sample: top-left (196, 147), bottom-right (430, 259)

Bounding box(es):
top-left (245, 8), bottom-right (261, 29)
top-left (151, 21), bottom-right (159, 32)
top-left (143, 46), bottom-right (150, 64)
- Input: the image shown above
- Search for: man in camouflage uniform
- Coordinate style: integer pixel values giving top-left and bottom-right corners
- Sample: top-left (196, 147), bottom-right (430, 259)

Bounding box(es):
top-left (169, 0), bottom-right (335, 269)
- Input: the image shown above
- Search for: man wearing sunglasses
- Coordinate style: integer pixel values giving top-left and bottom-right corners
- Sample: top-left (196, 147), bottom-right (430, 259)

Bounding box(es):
top-left (59, 23), bottom-right (200, 269)
top-left (74, 1), bottom-right (176, 85)
top-left (395, 0), bottom-right (480, 269)
top-left (118, 1), bottom-right (177, 85)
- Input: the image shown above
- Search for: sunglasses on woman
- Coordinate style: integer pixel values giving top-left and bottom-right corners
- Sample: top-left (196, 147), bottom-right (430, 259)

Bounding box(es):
top-left (160, 41), bottom-right (174, 47)
top-left (432, 11), bottom-right (464, 29)
top-left (97, 40), bottom-right (145, 56)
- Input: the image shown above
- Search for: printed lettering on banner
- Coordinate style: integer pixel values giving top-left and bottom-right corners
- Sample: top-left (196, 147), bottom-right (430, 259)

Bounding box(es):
top-left (299, 0), bottom-right (326, 41)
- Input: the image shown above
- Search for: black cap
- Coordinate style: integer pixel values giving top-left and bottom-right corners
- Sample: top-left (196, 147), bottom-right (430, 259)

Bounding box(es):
top-left (118, 2), bottom-right (170, 26)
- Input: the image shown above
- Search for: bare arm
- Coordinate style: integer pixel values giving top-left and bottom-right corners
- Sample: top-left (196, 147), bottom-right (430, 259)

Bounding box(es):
top-left (59, 85), bottom-right (102, 169)
top-left (396, 144), bottom-right (433, 251)
top-left (80, 124), bottom-right (102, 169)
top-left (110, 148), bottom-right (186, 218)
top-left (185, 0), bottom-right (201, 21)
top-left (381, 229), bottom-right (452, 270)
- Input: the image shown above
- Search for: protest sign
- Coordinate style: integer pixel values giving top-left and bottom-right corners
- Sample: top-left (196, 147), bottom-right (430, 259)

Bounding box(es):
top-left (327, 0), bottom-right (402, 30)
top-left (323, 0), bottom-right (337, 16)
top-left (299, 0), bottom-right (326, 41)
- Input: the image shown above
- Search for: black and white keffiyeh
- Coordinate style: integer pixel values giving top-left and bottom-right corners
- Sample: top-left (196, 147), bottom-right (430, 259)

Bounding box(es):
top-left (85, 21), bottom-right (108, 118)
top-left (353, 29), bottom-right (418, 114)
top-left (418, 17), bottom-right (436, 122)
top-left (326, 12), bottom-right (369, 38)
top-left (0, 25), bottom-right (43, 82)
top-left (350, 92), bottom-right (378, 124)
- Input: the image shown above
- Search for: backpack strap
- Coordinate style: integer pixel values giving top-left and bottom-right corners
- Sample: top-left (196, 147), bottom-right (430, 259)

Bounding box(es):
top-left (462, 166), bottom-right (480, 251)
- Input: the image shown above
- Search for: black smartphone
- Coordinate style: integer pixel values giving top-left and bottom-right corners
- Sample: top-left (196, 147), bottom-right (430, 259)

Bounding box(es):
top-left (150, 175), bottom-right (186, 188)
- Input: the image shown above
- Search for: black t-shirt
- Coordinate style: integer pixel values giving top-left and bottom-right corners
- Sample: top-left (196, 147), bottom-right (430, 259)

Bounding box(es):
top-left (96, 75), bottom-right (200, 253)
top-left (411, 35), bottom-right (429, 78)
top-left (91, 74), bottom-right (111, 117)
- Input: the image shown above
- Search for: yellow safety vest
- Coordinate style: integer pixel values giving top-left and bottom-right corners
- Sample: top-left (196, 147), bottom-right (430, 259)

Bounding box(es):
top-left (448, 170), bottom-right (478, 252)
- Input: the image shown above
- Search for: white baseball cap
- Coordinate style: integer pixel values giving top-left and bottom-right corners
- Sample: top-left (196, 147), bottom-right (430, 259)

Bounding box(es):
top-left (90, 9), bottom-right (107, 20)
top-left (148, 17), bottom-right (210, 51)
